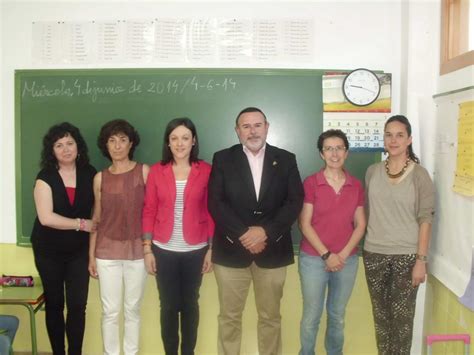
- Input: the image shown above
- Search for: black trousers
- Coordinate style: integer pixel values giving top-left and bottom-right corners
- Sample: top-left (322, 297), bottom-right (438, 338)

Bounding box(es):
top-left (33, 248), bottom-right (89, 355)
top-left (153, 245), bottom-right (207, 355)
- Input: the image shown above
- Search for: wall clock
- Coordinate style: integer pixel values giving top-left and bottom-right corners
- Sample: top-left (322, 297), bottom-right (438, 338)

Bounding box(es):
top-left (342, 68), bottom-right (381, 106)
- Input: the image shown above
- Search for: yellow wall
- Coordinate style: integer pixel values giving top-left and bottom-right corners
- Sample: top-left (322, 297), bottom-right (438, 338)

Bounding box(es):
top-left (423, 275), bottom-right (474, 355)
top-left (7, 243), bottom-right (474, 354)
top-left (0, 244), bottom-right (378, 354)
top-left (4, 245), bottom-right (474, 355)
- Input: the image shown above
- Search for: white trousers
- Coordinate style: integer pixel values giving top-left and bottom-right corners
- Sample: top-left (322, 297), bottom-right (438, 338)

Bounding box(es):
top-left (96, 258), bottom-right (147, 355)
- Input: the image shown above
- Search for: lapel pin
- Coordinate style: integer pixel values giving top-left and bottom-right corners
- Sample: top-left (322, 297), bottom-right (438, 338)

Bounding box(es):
top-left (273, 161), bottom-right (278, 166)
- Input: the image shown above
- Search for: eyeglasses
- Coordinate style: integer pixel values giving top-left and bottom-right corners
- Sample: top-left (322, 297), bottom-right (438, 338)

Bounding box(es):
top-left (322, 146), bottom-right (347, 153)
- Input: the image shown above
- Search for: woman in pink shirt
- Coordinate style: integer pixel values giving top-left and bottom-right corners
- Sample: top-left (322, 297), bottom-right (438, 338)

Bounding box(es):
top-left (142, 118), bottom-right (214, 355)
top-left (298, 129), bottom-right (366, 355)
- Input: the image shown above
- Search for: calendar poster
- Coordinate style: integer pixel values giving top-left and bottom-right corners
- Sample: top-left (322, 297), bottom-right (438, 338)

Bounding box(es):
top-left (323, 112), bottom-right (387, 152)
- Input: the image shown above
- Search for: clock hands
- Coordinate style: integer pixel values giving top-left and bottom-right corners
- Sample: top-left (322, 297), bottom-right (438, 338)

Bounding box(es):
top-left (348, 84), bottom-right (376, 95)
top-left (343, 69), bottom-right (381, 106)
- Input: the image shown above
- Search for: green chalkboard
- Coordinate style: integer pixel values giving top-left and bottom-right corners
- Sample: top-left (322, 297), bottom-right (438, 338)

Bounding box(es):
top-left (15, 69), bottom-right (379, 246)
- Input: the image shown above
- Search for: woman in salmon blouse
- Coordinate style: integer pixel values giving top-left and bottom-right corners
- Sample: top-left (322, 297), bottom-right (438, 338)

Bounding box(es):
top-left (89, 119), bottom-right (149, 355)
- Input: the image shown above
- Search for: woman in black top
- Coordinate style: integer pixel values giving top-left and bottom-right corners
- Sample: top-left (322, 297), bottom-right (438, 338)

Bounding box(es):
top-left (31, 122), bottom-right (96, 355)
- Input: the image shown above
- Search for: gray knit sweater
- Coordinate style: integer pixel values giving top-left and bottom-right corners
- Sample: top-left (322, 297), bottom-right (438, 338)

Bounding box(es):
top-left (363, 161), bottom-right (435, 255)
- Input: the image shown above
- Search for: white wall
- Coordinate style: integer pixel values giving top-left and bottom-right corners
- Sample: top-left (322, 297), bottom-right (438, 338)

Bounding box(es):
top-left (402, 0), bottom-right (474, 337)
top-left (1, 0), bottom-right (408, 244)
top-left (403, 3), bottom-right (440, 353)
top-left (431, 67), bottom-right (474, 297)
top-left (1, 2), bottom-right (448, 353)
top-left (405, 0), bottom-right (440, 176)
top-left (0, 0), bottom-right (3, 239)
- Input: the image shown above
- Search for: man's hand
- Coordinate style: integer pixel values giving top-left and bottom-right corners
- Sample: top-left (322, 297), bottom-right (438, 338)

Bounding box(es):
top-left (248, 241), bottom-right (267, 254)
top-left (239, 226), bottom-right (268, 251)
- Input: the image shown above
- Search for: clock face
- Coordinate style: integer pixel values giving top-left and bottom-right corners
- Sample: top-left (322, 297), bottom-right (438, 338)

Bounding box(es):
top-left (342, 69), bottom-right (381, 106)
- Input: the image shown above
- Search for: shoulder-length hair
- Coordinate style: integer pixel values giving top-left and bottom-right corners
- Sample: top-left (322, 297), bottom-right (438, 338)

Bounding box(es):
top-left (161, 117), bottom-right (200, 165)
top-left (384, 115), bottom-right (420, 164)
top-left (40, 122), bottom-right (89, 170)
top-left (97, 119), bottom-right (140, 161)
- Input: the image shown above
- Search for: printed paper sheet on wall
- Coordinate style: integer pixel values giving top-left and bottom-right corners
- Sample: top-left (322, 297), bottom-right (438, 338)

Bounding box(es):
top-left (453, 101), bottom-right (474, 196)
top-left (32, 18), bottom-right (314, 65)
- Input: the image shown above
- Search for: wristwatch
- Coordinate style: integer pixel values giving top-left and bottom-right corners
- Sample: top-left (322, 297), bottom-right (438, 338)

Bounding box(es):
top-left (416, 254), bottom-right (428, 262)
top-left (321, 251), bottom-right (331, 261)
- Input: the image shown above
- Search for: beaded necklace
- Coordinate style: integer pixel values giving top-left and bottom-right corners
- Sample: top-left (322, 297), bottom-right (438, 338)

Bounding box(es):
top-left (384, 158), bottom-right (410, 179)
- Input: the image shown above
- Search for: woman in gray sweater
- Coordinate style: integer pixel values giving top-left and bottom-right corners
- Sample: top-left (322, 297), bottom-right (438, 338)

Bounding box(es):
top-left (363, 115), bottom-right (434, 355)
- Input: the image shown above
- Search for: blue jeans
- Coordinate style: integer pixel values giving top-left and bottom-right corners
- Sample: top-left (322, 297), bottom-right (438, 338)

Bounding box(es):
top-left (0, 315), bottom-right (19, 355)
top-left (299, 252), bottom-right (358, 355)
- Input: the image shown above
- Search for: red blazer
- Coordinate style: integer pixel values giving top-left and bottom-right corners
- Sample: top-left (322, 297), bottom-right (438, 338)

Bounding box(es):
top-left (142, 160), bottom-right (214, 245)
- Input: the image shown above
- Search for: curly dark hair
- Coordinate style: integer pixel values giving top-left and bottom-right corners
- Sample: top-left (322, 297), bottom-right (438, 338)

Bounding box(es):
top-left (97, 119), bottom-right (140, 161)
top-left (161, 117), bottom-right (200, 165)
top-left (317, 129), bottom-right (349, 153)
top-left (40, 122), bottom-right (90, 170)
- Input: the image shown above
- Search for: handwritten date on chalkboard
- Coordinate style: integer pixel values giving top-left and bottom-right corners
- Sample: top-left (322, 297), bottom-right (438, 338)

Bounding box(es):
top-left (22, 76), bottom-right (237, 103)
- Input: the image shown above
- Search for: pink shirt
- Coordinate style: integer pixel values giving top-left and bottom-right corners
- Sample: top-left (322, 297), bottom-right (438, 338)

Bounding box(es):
top-left (300, 169), bottom-right (364, 256)
top-left (243, 144), bottom-right (266, 200)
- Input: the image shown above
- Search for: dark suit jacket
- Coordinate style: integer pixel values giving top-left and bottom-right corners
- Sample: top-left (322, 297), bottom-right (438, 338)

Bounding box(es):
top-left (208, 144), bottom-right (304, 268)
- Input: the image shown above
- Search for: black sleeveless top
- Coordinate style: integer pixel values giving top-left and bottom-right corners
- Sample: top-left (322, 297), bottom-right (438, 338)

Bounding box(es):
top-left (31, 164), bottom-right (96, 256)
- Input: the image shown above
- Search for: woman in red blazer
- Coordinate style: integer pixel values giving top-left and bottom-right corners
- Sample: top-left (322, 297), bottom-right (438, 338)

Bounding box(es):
top-left (142, 117), bottom-right (214, 355)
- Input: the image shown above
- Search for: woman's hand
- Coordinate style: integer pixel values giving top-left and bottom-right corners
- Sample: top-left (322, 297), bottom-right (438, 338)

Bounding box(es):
top-left (412, 260), bottom-right (427, 287)
top-left (337, 249), bottom-right (350, 264)
top-left (202, 249), bottom-right (213, 273)
top-left (144, 252), bottom-right (157, 275)
top-left (325, 253), bottom-right (345, 272)
top-left (88, 258), bottom-right (98, 279)
top-left (90, 219), bottom-right (99, 233)
top-left (82, 219), bottom-right (93, 233)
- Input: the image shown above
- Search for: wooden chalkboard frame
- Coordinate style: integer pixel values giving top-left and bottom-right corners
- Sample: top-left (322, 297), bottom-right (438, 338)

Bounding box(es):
top-left (15, 68), bottom-right (380, 247)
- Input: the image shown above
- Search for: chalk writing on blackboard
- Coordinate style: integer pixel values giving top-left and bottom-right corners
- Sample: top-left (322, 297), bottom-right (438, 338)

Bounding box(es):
top-left (22, 76), bottom-right (238, 102)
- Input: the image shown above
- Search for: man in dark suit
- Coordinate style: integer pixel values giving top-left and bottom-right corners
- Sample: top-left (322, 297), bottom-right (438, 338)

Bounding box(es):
top-left (208, 107), bottom-right (304, 355)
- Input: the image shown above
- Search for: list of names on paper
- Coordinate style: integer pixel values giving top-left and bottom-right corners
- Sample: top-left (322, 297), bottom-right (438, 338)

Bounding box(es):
top-left (32, 18), bottom-right (314, 65)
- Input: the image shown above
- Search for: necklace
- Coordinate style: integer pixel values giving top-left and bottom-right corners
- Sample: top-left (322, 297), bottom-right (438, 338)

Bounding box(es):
top-left (385, 158), bottom-right (410, 179)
